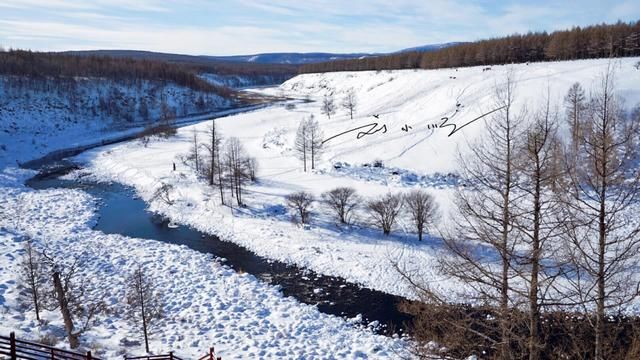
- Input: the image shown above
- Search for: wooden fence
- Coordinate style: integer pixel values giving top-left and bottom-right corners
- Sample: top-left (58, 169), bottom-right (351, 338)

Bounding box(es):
top-left (0, 332), bottom-right (98, 360)
top-left (0, 333), bottom-right (221, 360)
top-left (124, 348), bottom-right (220, 360)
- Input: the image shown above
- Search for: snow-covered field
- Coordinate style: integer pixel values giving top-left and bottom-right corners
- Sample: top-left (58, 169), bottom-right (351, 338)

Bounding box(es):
top-left (1, 57), bottom-right (640, 357)
top-left (78, 57), bottom-right (640, 300)
top-left (0, 170), bottom-right (408, 358)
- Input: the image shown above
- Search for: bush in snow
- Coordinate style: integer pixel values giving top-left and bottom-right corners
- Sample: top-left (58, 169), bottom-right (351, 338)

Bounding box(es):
top-left (152, 183), bottom-right (175, 205)
top-left (286, 191), bottom-right (315, 225)
top-left (366, 193), bottom-right (403, 235)
top-left (322, 187), bottom-right (360, 224)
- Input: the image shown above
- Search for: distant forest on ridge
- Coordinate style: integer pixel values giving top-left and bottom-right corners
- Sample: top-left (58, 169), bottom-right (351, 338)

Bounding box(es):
top-left (300, 21), bottom-right (640, 73)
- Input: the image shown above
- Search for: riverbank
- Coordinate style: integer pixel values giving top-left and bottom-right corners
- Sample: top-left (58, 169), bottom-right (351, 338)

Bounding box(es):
top-left (0, 166), bottom-right (408, 358)
top-left (0, 92), bottom-right (412, 357)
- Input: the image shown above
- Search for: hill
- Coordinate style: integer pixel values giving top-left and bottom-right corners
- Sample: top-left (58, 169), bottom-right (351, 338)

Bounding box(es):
top-left (79, 57), bottom-right (640, 300)
top-left (62, 43), bottom-right (461, 66)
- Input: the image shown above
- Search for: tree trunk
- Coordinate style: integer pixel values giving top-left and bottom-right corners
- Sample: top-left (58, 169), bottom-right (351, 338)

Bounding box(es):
top-left (53, 271), bottom-right (79, 349)
top-left (303, 141), bottom-right (307, 172)
top-left (216, 147), bottom-right (224, 205)
top-left (595, 176), bottom-right (607, 360)
top-left (595, 85), bottom-right (609, 360)
top-left (209, 126), bottom-right (215, 186)
top-left (27, 248), bottom-right (41, 321)
top-left (529, 159), bottom-right (542, 360)
top-left (311, 140), bottom-right (315, 170)
top-left (138, 272), bottom-right (150, 353)
top-left (500, 112), bottom-right (512, 360)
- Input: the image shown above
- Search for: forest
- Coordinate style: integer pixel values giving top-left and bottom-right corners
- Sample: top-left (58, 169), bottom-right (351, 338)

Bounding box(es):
top-left (62, 49), bottom-right (297, 81)
top-left (300, 21), bottom-right (640, 73)
top-left (0, 49), bottom-right (232, 94)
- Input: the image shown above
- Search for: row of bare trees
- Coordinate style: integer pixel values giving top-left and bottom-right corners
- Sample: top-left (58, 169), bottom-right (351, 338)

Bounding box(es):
top-left (401, 69), bottom-right (640, 359)
top-left (319, 90), bottom-right (358, 120)
top-left (18, 241), bottom-right (162, 352)
top-left (293, 91), bottom-right (358, 172)
top-left (285, 187), bottom-right (439, 241)
top-left (301, 21), bottom-right (640, 73)
top-left (294, 115), bottom-right (324, 172)
top-left (185, 120), bottom-right (257, 206)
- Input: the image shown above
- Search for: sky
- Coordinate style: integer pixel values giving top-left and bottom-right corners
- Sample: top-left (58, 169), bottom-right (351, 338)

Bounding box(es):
top-left (0, 0), bottom-right (638, 56)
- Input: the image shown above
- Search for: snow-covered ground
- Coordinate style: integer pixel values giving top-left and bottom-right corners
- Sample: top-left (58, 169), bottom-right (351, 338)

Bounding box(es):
top-left (0, 168), bottom-right (408, 358)
top-left (1, 57), bottom-right (640, 357)
top-left (0, 76), bottom-right (231, 168)
top-left (77, 57), bottom-right (640, 301)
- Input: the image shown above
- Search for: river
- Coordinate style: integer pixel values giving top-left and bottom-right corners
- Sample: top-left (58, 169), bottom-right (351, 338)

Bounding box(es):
top-left (23, 120), bottom-right (414, 337)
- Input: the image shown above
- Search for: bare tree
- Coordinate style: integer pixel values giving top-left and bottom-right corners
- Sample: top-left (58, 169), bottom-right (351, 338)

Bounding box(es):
top-left (286, 191), bottom-right (315, 224)
top-left (187, 128), bottom-right (201, 173)
top-left (439, 72), bottom-right (525, 360)
top-left (18, 240), bottom-right (46, 321)
top-left (294, 117), bottom-right (309, 172)
top-left (224, 137), bottom-right (252, 206)
top-left (126, 266), bottom-right (163, 354)
top-left (513, 96), bottom-right (565, 360)
top-left (321, 94), bottom-right (336, 119)
top-left (322, 187), bottom-right (359, 224)
top-left (42, 254), bottom-right (105, 349)
top-left (366, 192), bottom-right (403, 235)
top-left (294, 115), bottom-right (323, 171)
top-left (341, 88), bottom-right (357, 119)
top-left (561, 68), bottom-right (640, 360)
top-left (404, 190), bottom-right (438, 241)
top-left (307, 115), bottom-right (323, 170)
top-left (202, 120), bottom-right (224, 204)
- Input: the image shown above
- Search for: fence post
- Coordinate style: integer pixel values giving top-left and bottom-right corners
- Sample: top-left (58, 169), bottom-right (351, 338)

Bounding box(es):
top-left (87, 351), bottom-right (93, 360)
top-left (9, 332), bottom-right (17, 360)
top-left (169, 351), bottom-right (174, 360)
top-left (209, 347), bottom-right (214, 360)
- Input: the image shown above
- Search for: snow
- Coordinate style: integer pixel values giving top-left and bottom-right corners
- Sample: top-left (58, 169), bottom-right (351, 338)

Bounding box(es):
top-left (0, 76), bottom-right (412, 356)
top-left (1, 57), bottom-right (640, 357)
top-left (77, 57), bottom-right (640, 302)
top-left (0, 169), bottom-right (408, 358)
top-left (0, 76), bottom-right (231, 168)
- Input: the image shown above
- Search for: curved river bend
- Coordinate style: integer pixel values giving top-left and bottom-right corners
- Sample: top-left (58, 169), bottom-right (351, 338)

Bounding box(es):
top-left (27, 161), bottom-right (414, 336)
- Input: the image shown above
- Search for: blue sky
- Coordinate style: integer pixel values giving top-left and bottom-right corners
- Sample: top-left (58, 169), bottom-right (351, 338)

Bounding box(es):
top-left (0, 0), bottom-right (638, 56)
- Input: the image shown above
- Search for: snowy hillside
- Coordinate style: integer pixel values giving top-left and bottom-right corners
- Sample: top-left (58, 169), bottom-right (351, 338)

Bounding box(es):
top-left (0, 77), bottom-right (232, 167)
top-left (279, 58), bottom-right (640, 174)
top-left (78, 57), bottom-right (640, 302)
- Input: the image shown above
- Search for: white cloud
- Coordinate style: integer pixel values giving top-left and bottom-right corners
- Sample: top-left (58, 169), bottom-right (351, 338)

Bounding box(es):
top-left (1, 0), bottom-right (637, 54)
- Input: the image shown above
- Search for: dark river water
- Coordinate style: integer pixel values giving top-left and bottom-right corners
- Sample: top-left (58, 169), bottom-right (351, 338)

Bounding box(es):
top-left (26, 161), bottom-right (414, 336)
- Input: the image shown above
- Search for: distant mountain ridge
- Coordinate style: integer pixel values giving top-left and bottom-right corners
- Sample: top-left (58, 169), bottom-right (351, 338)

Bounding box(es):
top-left (61, 42), bottom-right (460, 65)
top-left (396, 42), bottom-right (466, 53)
top-left (205, 52), bottom-right (372, 64)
